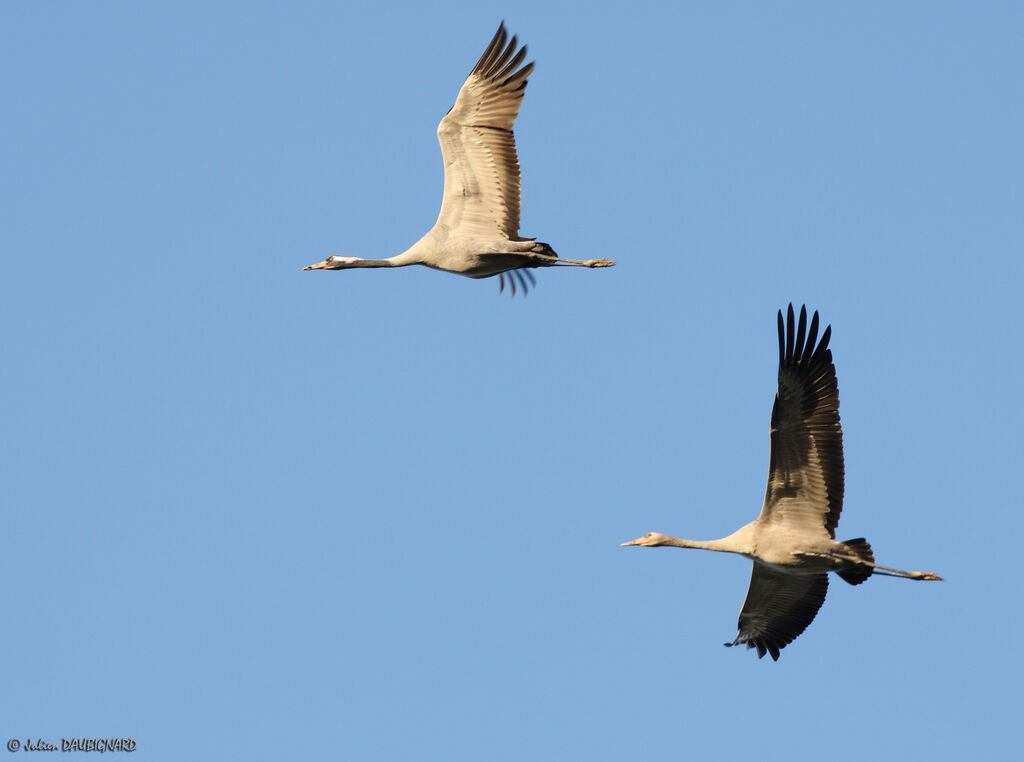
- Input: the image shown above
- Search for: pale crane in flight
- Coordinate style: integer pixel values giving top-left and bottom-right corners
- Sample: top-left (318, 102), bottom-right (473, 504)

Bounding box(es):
top-left (622, 305), bottom-right (943, 660)
top-left (303, 23), bottom-right (614, 295)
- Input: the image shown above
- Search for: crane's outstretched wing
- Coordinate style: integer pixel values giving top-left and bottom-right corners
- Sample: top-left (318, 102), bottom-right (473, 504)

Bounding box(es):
top-left (435, 23), bottom-right (533, 240)
top-left (759, 304), bottom-right (845, 537)
top-left (726, 565), bottom-right (828, 661)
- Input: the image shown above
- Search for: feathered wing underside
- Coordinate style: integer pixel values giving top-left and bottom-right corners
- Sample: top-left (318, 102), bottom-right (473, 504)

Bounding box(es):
top-left (728, 565), bottom-right (829, 661)
top-left (435, 23), bottom-right (533, 240)
top-left (760, 304), bottom-right (845, 537)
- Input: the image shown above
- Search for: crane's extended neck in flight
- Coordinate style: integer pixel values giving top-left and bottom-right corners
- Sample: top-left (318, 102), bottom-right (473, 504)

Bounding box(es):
top-left (303, 251), bottom-right (423, 271)
top-left (620, 530), bottom-right (753, 556)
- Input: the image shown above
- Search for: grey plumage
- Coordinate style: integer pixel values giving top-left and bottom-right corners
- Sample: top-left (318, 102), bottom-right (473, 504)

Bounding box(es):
top-left (303, 23), bottom-right (614, 295)
top-left (622, 305), bottom-right (943, 661)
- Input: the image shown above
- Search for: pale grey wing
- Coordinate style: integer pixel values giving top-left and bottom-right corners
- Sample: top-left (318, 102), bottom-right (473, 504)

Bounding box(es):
top-left (434, 23), bottom-right (533, 240)
top-left (759, 304), bottom-right (845, 537)
top-left (726, 565), bottom-right (828, 661)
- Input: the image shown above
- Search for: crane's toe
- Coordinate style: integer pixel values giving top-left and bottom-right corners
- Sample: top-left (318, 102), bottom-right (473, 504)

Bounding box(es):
top-left (585, 258), bottom-right (615, 267)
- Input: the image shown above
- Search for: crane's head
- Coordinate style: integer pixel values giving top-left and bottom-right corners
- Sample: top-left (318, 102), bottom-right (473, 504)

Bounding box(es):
top-left (303, 256), bottom-right (359, 270)
top-left (620, 532), bottom-right (671, 547)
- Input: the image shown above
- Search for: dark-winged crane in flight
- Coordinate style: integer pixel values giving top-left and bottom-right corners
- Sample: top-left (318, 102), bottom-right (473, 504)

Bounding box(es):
top-left (303, 23), bottom-right (614, 295)
top-left (622, 305), bottom-right (943, 660)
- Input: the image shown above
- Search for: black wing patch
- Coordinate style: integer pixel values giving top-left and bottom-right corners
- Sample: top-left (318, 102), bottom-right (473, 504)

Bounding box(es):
top-left (763, 304), bottom-right (845, 536)
top-left (726, 565), bottom-right (829, 661)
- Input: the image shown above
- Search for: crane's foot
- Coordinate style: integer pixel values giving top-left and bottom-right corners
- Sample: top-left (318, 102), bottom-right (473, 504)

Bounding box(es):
top-left (912, 571), bottom-right (944, 581)
top-left (584, 258), bottom-right (616, 267)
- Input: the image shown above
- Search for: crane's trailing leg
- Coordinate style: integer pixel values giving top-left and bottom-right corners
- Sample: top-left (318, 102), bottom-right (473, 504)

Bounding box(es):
top-left (538, 254), bottom-right (616, 268)
top-left (529, 254), bottom-right (615, 268)
top-left (513, 241), bottom-right (615, 269)
top-left (862, 564), bottom-right (944, 581)
top-left (798, 550), bottom-right (945, 581)
top-left (843, 554), bottom-right (944, 581)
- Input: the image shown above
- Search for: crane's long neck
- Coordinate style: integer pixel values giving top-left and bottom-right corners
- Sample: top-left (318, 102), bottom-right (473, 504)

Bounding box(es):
top-left (661, 536), bottom-right (739, 552)
top-left (381, 241), bottom-right (431, 267)
top-left (305, 248), bottom-right (426, 272)
top-left (351, 259), bottom-right (400, 268)
top-left (351, 251), bottom-right (423, 268)
top-left (660, 525), bottom-right (756, 556)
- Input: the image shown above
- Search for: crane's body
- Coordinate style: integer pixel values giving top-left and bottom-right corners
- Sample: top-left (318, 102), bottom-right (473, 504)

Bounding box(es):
top-left (622, 305), bottom-right (942, 660)
top-left (303, 24), bottom-right (614, 295)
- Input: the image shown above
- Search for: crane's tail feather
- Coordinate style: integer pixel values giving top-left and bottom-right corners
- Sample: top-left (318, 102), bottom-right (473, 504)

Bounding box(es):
top-left (837, 538), bottom-right (874, 585)
top-left (529, 241), bottom-right (557, 257)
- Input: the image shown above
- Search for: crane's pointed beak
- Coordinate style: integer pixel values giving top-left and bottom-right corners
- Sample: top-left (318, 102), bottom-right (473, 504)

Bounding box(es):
top-left (303, 259), bottom-right (331, 271)
top-left (620, 538), bottom-right (642, 547)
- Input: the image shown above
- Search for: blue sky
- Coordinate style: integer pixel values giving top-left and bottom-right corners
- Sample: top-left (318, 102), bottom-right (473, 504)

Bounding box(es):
top-left (3, 2), bottom-right (1021, 759)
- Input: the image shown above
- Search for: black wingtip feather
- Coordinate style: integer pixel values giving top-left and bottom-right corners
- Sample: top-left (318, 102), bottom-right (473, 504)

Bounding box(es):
top-left (475, 23), bottom-right (508, 76)
top-left (779, 305), bottom-right (833, 369)
top-left (473, 23), bottom-right (534, 89)
top-left (794, 305), bottom-right (808, 360)
top-left (777, 310), bottom-right (785, 365)
top-left (497, 46), bottom-right (528, 81)
top-left (805, 311), bottom-right (819, 360)
top-left (497, 269), bottom-right (535, 297)
top-left (786, 304), bottom-right (796, 362)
